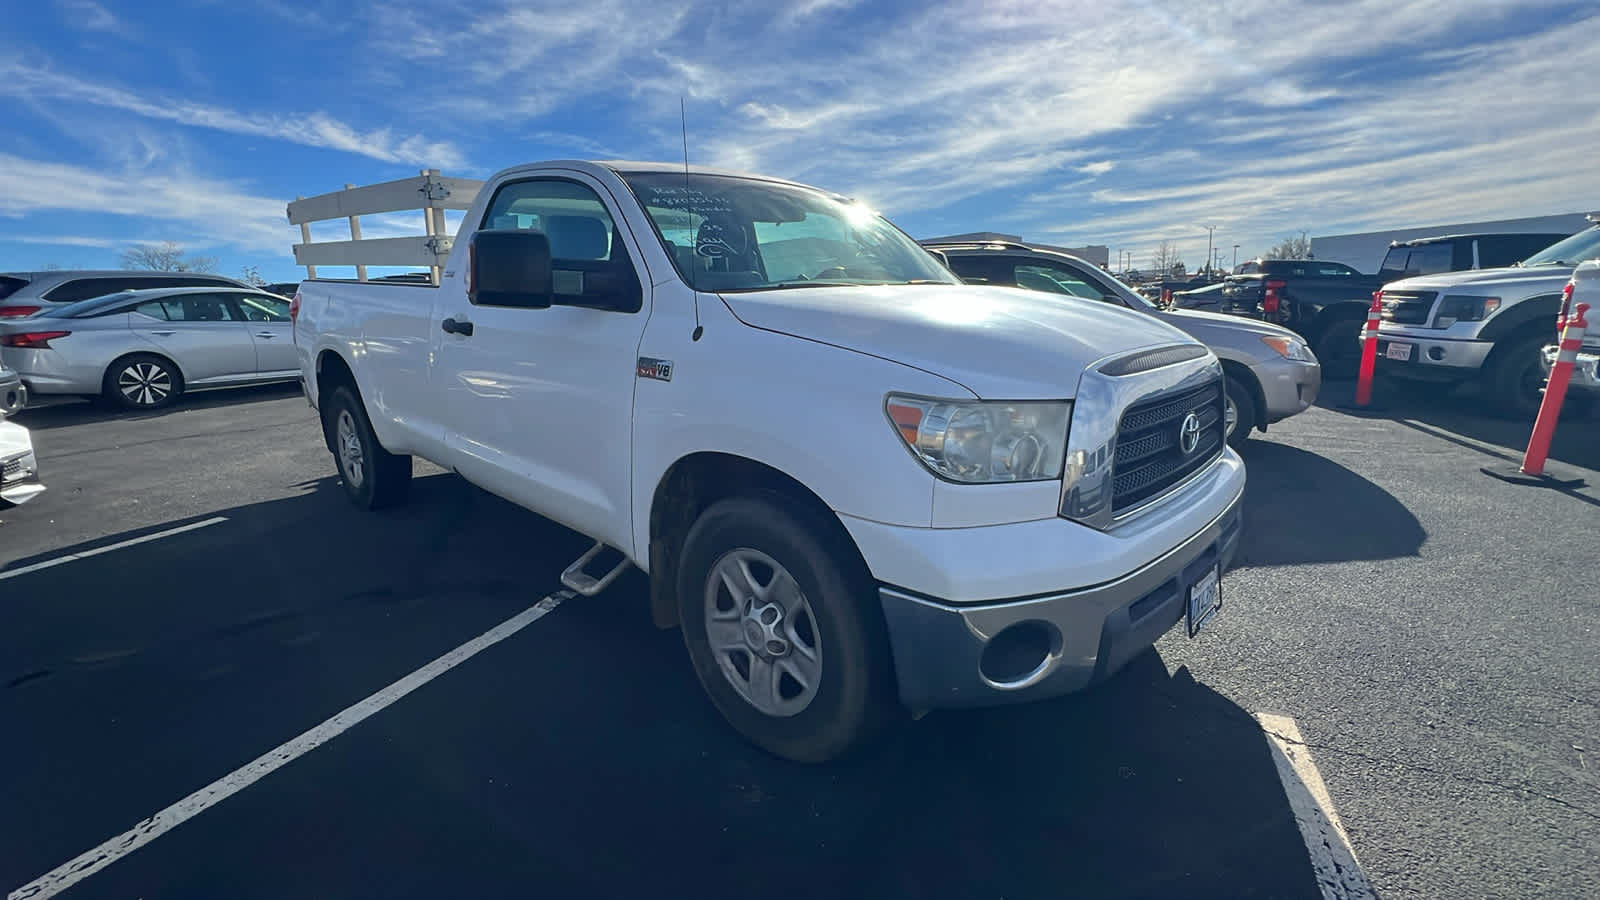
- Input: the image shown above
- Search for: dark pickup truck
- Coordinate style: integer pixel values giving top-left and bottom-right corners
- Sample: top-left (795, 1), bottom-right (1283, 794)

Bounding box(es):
top-left (1220, 258), bottom-right (1380, 377)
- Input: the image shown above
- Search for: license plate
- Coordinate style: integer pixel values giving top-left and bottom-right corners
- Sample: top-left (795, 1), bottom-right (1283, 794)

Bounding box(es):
top-left (1187, 564), bottom-right (1222, 637)
top-left (1385, 342), bottom-right (1413, 361)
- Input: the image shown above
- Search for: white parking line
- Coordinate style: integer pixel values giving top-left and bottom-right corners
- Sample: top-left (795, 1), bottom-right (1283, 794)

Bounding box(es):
top-left (0, 516), bottom-right (230, 582)
top-left (6, 590), bottom-right (571, 900)
top-left (1258, 713), bottom-right (1376, 900)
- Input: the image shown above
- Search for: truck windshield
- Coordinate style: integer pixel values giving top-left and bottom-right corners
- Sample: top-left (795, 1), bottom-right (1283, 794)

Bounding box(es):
top-left (620, 172), bottom-right (961, 292)
top-left (1518, 226), bottom-right (1600, 268)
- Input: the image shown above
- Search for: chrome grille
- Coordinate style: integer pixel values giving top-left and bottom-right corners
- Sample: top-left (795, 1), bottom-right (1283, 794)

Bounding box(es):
top-left (1, 455), bottom-right (24, 482)
top-left (1380, 291), bottom-right (1437, 325)
top-left (1110, 379), bottom-right (1224, 514)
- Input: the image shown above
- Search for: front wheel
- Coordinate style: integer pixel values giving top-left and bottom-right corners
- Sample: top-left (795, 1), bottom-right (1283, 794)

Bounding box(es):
top-left (1224, 374), bottom-right (1257, 448)
top-left (1485, 334), bottom-right (1553, 419)
top-left (325, 385), bottom-right (412, 509)
top-left (676, 495), bottom-right (898, 763)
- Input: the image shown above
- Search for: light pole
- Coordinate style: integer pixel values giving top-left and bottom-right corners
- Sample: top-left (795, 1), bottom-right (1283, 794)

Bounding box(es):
top-left (1202, 224), bottom-right (1216, 278)
top-left (1232, 243), bottom-right (1240, 272)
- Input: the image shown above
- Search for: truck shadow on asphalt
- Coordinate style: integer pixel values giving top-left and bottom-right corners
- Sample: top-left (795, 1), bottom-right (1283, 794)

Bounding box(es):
top-left (3, 474), bottom-right (1325, 900)
top-left (1233, 439), bottom-right (1425, 568)
top-left (9, 381), bottom-right (303, 432)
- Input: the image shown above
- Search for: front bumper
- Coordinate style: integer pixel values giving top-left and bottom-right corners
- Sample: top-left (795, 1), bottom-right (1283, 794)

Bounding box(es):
top-left (1542, 344), bottom-right (1600, 394)
top-left (877, 488), bottom-right (1244, 711)
top-left (1372, 329), bottom-right (1491, 381)
top-left (1256, 357), bottom-right (1321, 423)
top-left (0, 421), bottom-right (45, 506)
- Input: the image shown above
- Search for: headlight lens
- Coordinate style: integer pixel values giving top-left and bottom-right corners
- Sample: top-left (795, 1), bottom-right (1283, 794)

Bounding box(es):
top-left (886, 395), bottom-right (1070, 483)
top-left (1261, 335), bottom-right (1315, 362)
top-left (1433, 295), bottom-right (1500, 328)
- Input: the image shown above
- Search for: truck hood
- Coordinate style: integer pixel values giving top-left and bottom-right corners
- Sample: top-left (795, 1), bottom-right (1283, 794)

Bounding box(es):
top-left (716, 283), bottom-right (1196, 399)
top-left (1384, 265), bottom-right (1574, 294)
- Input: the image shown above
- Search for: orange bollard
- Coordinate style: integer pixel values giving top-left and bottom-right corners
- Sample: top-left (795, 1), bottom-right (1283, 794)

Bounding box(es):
top-left (1353, 291), bottom-right (1382, 406)
top-left (1519, 302), bottom-right (1589, 476)
top-left (1482, 301), bottom-right (1590, 487)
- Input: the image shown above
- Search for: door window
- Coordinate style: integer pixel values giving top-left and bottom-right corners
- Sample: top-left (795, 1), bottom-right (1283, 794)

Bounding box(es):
top-left (237, 293), bottom-right (291, 322)
top-left (479, 178), bottom-right (642, 312)
top-left (1014, 262), bottom-right (1115, 302)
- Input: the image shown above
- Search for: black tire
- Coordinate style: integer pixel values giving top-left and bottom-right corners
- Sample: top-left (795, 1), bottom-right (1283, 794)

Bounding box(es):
top-left (324, 384), bottom-right (412, 510)
top-left (676, 494), bottom-right (898, 764)
top-left (104, 353), bottom-right (183, 410)
top-left (1311, 315), bottom-right (1366, 380)
top-left (1223, 373), bottom-right (1257, 449)
top-left (1485, 333), bottom-right (1549, 419)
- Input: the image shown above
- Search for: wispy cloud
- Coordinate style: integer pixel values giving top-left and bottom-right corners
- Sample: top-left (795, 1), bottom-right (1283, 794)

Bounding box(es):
top-left (0, 63), bottom-right (466, 169)
top-left (0, 153), bottom-right (296, 255)
top-left (55, 0), bottom-right (120, 31)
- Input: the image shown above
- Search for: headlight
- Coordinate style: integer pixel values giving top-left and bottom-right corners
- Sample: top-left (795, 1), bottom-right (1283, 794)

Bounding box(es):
top-left (885, 395), bottom-right (1070, 483)
top-left (1261, 335), bottom-right (1315, 362)
top-left (1433, 295), bottom-right (1500, 328)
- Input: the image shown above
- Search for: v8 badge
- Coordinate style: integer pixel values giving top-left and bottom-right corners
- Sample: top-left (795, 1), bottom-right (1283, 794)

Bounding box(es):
top-left (637, 357), bottom-right (674, 382)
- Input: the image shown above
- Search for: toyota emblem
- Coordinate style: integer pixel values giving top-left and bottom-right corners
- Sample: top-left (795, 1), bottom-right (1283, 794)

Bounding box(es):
top-left (1178, 412), bottom-right (1202, 455)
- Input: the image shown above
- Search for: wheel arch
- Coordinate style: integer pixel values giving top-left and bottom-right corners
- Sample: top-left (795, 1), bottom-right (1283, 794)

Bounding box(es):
top-left (1219, 359), bottom-right (1267, 433)
top-left (645, 451), bottom-right (872, 631)
top-left (314, 349), bottom-right (358, 452)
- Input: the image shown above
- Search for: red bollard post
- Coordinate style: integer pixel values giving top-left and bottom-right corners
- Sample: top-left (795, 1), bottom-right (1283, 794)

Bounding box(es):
top-left (1353, 291), bottom-right (1382, 406)
top-left (1482, 301), bottom-right (1590, 487)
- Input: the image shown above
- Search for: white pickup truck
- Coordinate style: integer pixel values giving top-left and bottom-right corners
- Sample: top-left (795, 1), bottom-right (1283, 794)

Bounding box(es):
top-left (290, 160), bottom-right (1246, 762)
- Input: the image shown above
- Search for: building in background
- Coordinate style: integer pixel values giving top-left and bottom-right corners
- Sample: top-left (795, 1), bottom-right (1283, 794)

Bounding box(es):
top-left (1311, 212), bottom-right (1592, 274)
top-left (921, 232), bottom-right (1110, 268)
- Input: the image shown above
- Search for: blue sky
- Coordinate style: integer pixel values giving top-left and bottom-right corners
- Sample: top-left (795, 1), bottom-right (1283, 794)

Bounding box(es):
top-left (3, 0), bottom-right (1597, 282)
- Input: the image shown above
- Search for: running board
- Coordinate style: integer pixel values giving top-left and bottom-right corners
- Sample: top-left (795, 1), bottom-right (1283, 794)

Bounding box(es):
top-left (560, 541), bottom-right (632, 597)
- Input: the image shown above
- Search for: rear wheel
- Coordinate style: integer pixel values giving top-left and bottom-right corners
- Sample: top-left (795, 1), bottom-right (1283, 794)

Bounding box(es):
top-left (104, 354), bottom-right (183, 410)
top-left (325, 385), bottom-right (412, 509)
top-left (1485, 333), bottom-right (1549, 419)
top-left (676, 495), bottom-right (898, 763)
top-left (1311, 315), bottom-right (1366, 380)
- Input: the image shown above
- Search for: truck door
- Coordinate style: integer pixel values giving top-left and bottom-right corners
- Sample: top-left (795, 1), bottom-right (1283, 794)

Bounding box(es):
top-left (431, 174), bottom-right (649, 551)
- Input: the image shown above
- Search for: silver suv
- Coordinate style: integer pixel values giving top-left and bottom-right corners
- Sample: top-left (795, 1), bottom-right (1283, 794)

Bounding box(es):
top-left (0, 270), bottom-right (250, 319)
top-left (1375, 217), bottom-right (1600, 416)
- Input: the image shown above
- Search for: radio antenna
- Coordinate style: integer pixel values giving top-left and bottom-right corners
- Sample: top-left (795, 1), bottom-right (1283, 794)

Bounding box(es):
top-left (682, 95), bottom-right (703, 341)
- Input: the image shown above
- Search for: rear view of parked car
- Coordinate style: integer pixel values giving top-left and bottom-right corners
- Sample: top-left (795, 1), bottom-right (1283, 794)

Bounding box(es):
top-left (0, 286), bottom-right (299, 410)
top-left (1220, 259), bottom-right (1380, 378)
top-left (0, 270), bottom-right (251, 319)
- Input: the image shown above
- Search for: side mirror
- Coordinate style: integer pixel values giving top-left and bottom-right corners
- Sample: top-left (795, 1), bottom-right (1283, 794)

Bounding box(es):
top-left (469, 229), bottom-right (552, 308)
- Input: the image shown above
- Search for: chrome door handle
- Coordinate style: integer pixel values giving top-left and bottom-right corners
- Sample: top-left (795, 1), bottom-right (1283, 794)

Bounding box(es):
top-left (254, 332), bottom-right (276, 339)
top-left (150, 330), bottom-right (176, 336)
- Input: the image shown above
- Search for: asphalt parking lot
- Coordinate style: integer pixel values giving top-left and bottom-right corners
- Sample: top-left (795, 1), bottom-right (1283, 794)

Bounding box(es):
top-left (3, 381), bottom-right (1598, 900)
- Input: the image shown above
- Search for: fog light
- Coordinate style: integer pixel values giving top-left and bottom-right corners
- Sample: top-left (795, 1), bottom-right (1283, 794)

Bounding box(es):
top-left (1428, 346), bottom-right (1445, 361)
top-left (978, 621), bottom-right (1061, 689)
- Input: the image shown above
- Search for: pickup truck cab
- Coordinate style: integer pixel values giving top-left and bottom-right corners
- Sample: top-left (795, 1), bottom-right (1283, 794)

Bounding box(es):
top-left (1376, 218), bottom-right (1600, 416)
top-left (1543, 260), bottom-right (1600, 396)
top-left (1221, 259), bottom-right (1380, 378)
top-left (291, 161), bottom-right (1246, 762)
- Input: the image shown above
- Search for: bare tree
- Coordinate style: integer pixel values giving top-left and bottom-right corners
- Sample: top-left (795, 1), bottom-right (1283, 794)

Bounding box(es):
top-left (238, 265), bottom-right (267, 287)
top-left (120, 240), bottom-right (219, 273)
top-left (1150, 240), bottom-right (1181, 276)
top-left (1267, 231), bottom-right (1312, 259)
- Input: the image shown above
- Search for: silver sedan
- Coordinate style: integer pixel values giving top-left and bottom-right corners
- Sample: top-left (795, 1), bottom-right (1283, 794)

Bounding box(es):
top-left (0, 286), bottom-right (300, 410)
